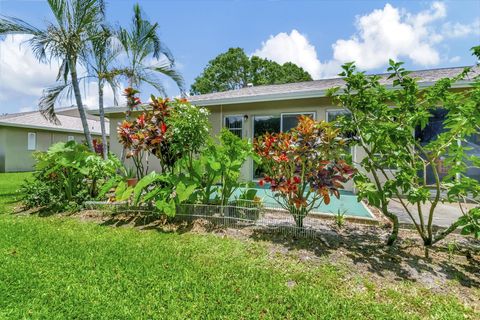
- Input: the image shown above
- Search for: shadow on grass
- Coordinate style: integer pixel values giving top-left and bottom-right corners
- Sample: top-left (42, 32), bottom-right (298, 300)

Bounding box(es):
top-left (249, 227), bottom-right (480, 288)
top-left (13, 208), bottom-right (480, 289)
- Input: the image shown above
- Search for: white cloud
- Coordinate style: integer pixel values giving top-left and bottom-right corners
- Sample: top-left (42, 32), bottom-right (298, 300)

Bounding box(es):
top-left (449, 56), bottom-right (461, 63)
top-left (252, 29), bottom-right (340, 79)
top-left (0, 35), bottom-right (58, 112)
top-left (252, 2), bottom-right (473, 79)
top-left (81, 81), bottom-right (118, 109)
top-left (442, 19), bottom-right (480, 38)
top-left (332, 2), bottom-right (446, 69)
top-left (0, 35), bottom-right (118, 113)
top-left (19, 106), bottom-right (34, 113)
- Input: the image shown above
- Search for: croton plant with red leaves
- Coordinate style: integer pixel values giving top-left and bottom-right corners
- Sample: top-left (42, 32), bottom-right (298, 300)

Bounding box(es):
top-left (123, 87), bottom-right (142, 119)
top-left (118, 88), bottom-right (210, 177)
top-left (254, 116), bottom-right (356, 227)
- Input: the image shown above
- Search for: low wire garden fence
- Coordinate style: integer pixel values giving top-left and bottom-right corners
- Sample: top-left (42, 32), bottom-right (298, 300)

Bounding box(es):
top-left (85, 198), bottom-right (376, 238)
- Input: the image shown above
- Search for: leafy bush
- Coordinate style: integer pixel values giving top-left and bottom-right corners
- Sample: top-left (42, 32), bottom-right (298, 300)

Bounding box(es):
top-left (328, 53), bottom-right (480, 251)
top-left (179, 128), bottom-right (255, 205)
top-left (20, 141), bottom-right (122, 212)
top-left (254, 116), bottom-right (355, 227)
top-left (118, 93), bottom-right (210, 176)
top-left (114, 129), bottom-right (255, 217)
top-left (115, 171), bottom-right (197, 217)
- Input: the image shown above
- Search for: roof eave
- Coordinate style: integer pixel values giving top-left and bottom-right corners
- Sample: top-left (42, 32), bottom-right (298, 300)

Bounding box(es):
top-left (0, 122), bottom-right (107, 135)
top-left (88, 79), bottom-right (474, 116)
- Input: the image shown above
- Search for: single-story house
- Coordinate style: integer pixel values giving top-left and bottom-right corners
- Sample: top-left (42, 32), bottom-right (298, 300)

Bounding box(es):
top-left (0, 107), bottom-right (108, 172)
top-left (91, 66), bottom-right (479, 192)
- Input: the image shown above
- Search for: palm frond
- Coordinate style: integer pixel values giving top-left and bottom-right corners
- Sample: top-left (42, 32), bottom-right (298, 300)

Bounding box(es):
top-left (47, 0), bottom-right (67, 27)
top-left (148, 60), bottom-right (185, 95)
top-left (39, 83), bottom-right (70, 124)
top-left (105, 77), bottom-right (121, 105)
top-left (57, 58), bottom-right (70, 83)
top-left (0, 16), bottom-right (42, 35)
top-left (140, 73), bottom-right (167, 97)
top-left (114, 3), bottom-right (183, 93)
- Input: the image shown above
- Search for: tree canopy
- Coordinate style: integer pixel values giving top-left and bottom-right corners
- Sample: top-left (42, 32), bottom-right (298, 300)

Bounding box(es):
top-left (190, 48), bottom-right (312, 95)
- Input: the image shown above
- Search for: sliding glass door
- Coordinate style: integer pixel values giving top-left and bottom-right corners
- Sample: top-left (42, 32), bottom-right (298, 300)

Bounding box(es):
top-left (252, 112), bottom-right (315, 178)
top-left (253, 116), bottom-right (281, 179)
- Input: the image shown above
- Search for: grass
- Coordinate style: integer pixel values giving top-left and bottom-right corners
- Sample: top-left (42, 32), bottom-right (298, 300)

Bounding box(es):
top-left (1, 216), bottom-right (477, 319)
top-left (0, 172), bottom-right (32, 213)
top-left (0, 172), bottom-right (477, 319)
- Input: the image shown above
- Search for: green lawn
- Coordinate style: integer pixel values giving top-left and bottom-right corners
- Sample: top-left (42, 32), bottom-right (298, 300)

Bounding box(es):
top-left (0, 215), bottom-right (476, 319)
top-left (0, 172), bottom-right (32, 213)
top-left (0, 172), bottom-right (477, 319)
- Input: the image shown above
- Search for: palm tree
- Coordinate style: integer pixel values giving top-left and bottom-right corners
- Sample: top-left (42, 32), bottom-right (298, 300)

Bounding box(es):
top-left (0, 0), bottom-right (105, 151)
top-left (85, 25), bottom-right (121, 159)
top-left (117, 3), bottom-right (185, 96)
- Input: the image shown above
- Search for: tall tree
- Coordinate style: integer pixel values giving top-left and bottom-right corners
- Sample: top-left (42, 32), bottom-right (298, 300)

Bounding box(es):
top-left (117, 4), bottom-right (184, 96)
top-left (191, 48), bottom-right (312, 95)
top-left (0, 0), bottom-right (106, 151)
top-left (85, 25), bottom-right (121, 159)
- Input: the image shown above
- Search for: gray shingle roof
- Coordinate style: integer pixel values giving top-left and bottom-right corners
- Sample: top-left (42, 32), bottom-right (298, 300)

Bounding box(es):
top-left (0, 109), bottom-right (109, 135)
top-left (89, 65), bottom-right (479, 115)
top-left (187, 66), bottom-right (479, 106)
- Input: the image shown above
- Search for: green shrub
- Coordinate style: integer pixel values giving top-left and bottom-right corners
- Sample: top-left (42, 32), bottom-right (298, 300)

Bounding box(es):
top-left (179, 128), bottom-right (256, 205)
top-left (20, 141), bottom-right (122, 212)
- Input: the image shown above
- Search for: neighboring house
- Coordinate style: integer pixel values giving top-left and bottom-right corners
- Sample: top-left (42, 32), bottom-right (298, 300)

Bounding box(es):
top-left (0, 107), bottom-right (108, 172)
top-left (92, 66), bottom-right (479, 191)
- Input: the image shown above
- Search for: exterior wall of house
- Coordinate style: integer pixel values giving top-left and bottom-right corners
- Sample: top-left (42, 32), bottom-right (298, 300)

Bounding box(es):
top-left (206, 97), bottom-right (360, 190)
top-left (0, 126), bottom-right (100, 172)
top-left (0, 128), bottom-right (5, 172)
top-left (106, 96), bottom-right (377, 192)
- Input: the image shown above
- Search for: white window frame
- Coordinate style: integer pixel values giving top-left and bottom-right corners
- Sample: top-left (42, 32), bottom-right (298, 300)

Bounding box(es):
top-left (280, 112), bottom-right (316, 132)
top-left (27, 132), bottom-right (36, 151)
top-left (67, 135), bottom-right (75, 142)
top-left (223, 114), bottom-right (244, 138)
top-left (326, 108), bottom-right (351, 123)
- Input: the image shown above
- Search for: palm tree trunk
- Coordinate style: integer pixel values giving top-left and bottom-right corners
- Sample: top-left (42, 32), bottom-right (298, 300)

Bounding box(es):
top-left (98, 81), bottom-right (108, 160)
top-left (70, 61), bottom-right (94, 151)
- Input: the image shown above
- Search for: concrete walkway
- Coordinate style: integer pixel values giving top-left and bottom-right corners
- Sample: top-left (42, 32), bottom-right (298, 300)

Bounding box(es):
top-left (388, 199), bottom-right (475, 228)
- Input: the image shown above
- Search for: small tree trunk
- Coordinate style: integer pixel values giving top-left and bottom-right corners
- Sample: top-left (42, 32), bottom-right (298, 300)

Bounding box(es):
top-left (291, 206), bottom-right (307, 228)
top-left (424, 246), bottom-right (430, 259)
top-left (382, 205), bottom-right (399, 246)
top-left (98, 81), bottom-right (108, 160)
top-left (70, 61), bottom-right (94, 151)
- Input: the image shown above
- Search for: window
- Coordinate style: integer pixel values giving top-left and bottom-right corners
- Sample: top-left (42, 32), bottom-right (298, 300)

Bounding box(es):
top-left (326, 109), bottom-right (351, 123)
top-left (416, 108), bottom-right (480, 182)
top-left (224, 115), bottom-right (243, 138)
top-left (27, 132), bottom-right (36, 151)
top-left (280, 112), bottom-right (315, 132)
top-left (253, 115), bottom-right (281, 178)
top-left (67, 136), bottom-right (75, 142)
top-left (253, 115), bottom-right (280, 138)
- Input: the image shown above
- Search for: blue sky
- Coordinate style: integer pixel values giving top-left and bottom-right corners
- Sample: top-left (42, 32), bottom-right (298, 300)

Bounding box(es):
top-left (0, 0), bottom-right (479, 113)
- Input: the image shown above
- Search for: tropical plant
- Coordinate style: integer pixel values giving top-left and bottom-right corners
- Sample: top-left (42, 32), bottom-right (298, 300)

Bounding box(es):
top-left (327, 56), bottom-right (480, 254)
top-left (254, 116), bottom-right (355, 227)
top-left (116, 3), bottom-right (184, 95)
top-left (334, 210), bottom-right (346, 229)
top-left (115, 171), bottom-right (197, 217)
top-left (20, 141), bottom-right (122, 212)
top-left (0, 0), bottom-right (107, 151)
top-left (191, 47), bottom-right (312, 95)
top-left (118, 95), bottom-right (210, 175)
top-left (179, 128), bottom-right (255, 205)
top-left (85, 24), bottom-right (121, 158)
